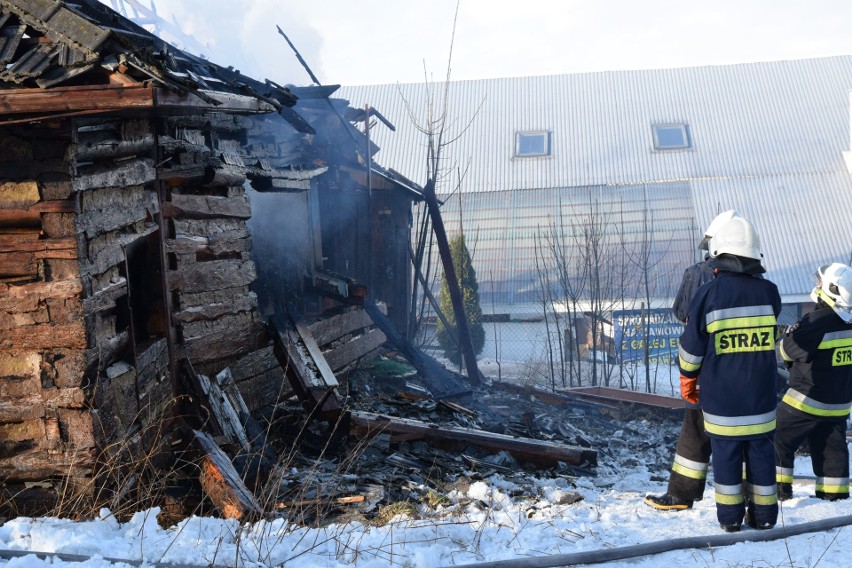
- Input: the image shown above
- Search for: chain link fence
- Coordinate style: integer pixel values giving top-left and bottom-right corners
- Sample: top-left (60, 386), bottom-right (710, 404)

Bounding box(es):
top-left (413, 308), bottom-right (682, 396)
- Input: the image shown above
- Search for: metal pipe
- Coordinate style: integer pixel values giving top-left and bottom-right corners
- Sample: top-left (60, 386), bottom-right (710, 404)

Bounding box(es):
top-left (445, 514), bottom-right (852, 568)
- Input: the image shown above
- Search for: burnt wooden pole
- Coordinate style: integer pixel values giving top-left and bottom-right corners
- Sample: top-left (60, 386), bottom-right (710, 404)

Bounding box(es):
top-left (422, 178), bottom-right (481, 386)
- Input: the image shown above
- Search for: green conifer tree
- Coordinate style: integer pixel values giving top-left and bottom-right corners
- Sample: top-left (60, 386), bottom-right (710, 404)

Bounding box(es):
top-left (436, 234), bottom-right (485, 365)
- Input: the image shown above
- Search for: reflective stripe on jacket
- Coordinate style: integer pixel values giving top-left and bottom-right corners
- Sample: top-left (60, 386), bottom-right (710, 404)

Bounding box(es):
top-left (779, 308), bottom-right (852, 421)
top-left (678, 270), bottom-right (781, 439)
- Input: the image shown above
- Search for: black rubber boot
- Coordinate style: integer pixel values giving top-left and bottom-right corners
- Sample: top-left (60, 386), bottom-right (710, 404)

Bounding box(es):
top-left (777, 482), bottom-right (793, 501)
top-left (643, 493), bottom-right (693, 511)
top-left (720, 522), bottom-right (742, 533)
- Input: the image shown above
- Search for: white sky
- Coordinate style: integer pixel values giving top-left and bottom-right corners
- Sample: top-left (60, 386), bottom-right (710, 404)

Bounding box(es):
top-left (105, 0), bottom-right (852, 87)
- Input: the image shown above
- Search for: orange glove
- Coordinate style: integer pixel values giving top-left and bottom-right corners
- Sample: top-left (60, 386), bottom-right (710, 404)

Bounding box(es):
top-left (680, 374), bottom-right (699, 404)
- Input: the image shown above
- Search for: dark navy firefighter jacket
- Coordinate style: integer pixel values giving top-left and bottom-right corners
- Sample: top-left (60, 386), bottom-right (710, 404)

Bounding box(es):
top-left (779, 305), bottom-right (852, 422)
top-left (678, 268), bottom-right (782, 439)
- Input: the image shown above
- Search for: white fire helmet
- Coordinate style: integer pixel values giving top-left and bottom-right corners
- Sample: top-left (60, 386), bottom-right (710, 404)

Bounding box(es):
top-left (810, 263), bottom-right (852, 323)
top-left (699, 209), bottom-right (741, 251)
top-left (708, 216), bottom-right (762, 261)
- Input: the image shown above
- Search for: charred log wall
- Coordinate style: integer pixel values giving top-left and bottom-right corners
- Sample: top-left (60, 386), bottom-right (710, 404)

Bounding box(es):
top-left (70, 117), bottom-right (177, 509)
top-left (0, 122), bottom-right (93, 514)
top-left (159, 112), bottom-right (283, 406)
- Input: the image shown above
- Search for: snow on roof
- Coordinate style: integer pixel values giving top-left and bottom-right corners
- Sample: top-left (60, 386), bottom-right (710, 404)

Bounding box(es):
top-left (339, 56), bottom-right (852, 299)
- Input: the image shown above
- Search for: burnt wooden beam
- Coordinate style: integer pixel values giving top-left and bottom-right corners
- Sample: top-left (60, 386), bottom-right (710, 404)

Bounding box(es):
top-left (193, 430), bottom-right (261, 520)
top-left (0, 84), bottom-right (156, 116)
top-left (155, 89), bottom-right (277, 114)
top-left (269, 316), bottom-right (341, 420)
top-left (363, 301), bottom-right (470, 400)
top-left (195, 372), bottom-right (250, 450)
top-left (171, 294), bottom-right (257, 324)
top-left (322, 328), bottom-right (386, 372)
top-left (306, 306), bottom-right (379, 346)
top-left (491, 380), bottom-right (618, 413)
top-left (82, 277), bottom-right (128, 316)
top-left (348, 411), bottom-right (598, 469)
top-left (71, 134), bottom-right (155, 162)
top-left (72, 158), bottom-right (155, 192)
top-left (158, 165), bottom-right (207, 187)
top-left (164, 229), bottom-right (251, 258)
top-left (421, 178), bottom-right (481, 386)
top-left (167, 259), bottom-right (256, 293)
top-left (293, 321), bottom-right (339, 389)
top-left (157, 135), bottom-right (211, 164)
top-left (161, 194), bottom-right (251, 220)
top-left (179, 320), bottom-right (267, 364)
top-left (556, 386), bottom-right (687, 420)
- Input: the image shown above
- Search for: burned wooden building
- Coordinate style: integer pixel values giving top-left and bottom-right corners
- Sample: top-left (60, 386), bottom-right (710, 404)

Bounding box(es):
top-left (0, 0), bottom-right (419, 516)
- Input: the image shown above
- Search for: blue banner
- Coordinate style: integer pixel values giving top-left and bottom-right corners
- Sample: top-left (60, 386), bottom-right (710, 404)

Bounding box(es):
top-left (613, 308), bottom-right (684, 365)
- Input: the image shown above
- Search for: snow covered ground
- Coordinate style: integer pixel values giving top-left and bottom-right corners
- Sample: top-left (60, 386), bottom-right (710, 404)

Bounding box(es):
top-left (2, 435), bottom-right (851, 567)
top-left (2, 357), bottom-right (850, 568)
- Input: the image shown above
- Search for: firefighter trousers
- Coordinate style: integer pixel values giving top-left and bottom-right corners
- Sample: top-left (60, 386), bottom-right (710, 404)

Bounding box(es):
top-left (775, 403), bottom-right (850, 499)
top-left (667, 406), bottom-right (712, 501)
top-left (711, 433), bottom-right (778, 527)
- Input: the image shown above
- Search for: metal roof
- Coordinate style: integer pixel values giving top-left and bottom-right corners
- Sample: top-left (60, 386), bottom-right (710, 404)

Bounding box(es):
top-left (0, 0), bottom-right (298, 108)
top-left (339, 57), bottom-right (852, 299)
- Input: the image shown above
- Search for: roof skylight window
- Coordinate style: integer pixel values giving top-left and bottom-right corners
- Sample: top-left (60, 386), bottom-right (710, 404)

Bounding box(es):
top-left (653, 123), bottom-right (692, 150)
top-left (515, 131), bottom-right (551, 157)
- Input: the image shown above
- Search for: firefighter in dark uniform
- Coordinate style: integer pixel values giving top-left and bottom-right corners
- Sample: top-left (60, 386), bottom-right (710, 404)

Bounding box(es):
top-left (645, 209), bottom-right (741, 511)
top-left (776, 263), bottom-right (852, 501)
top-left (678, 216), bottom-right (781, 531)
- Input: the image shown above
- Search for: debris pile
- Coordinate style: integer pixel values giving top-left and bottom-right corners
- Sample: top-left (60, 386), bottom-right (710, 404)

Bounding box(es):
top-left (185, 339), bottom-right (684, 527)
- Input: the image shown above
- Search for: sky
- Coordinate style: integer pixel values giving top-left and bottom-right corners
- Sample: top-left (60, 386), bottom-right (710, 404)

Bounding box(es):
top-left (102, 0), bottom-right (852, 87)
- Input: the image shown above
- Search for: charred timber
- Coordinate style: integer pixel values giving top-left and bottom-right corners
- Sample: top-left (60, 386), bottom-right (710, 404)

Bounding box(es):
top-left (193, 430), bottom-right (261, 521)
top-left (421, 179), bottom-right (481, 386)
top-left (161, 193), bottom-right (251, 220)
top-left (348, 411), bottom-right (598, 469)
top-left (364, 301), bottom-right (469, 400)
top-left (164, 230), bottom-right (251, 259)
top-left (71, 134), bottom-right (154, 162)
top-left (269, 317), bottom-right (341, 421)
top-left (171, 294), bottom-right (257, 324)
top-left (72, 158), bottom-right (155, 192)
top-left (167, 259), bottom-right (256, 293)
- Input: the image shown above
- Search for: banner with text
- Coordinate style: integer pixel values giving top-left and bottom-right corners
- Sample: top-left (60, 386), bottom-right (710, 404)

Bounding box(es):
top-left (613, 308), bottom-right (684, 365)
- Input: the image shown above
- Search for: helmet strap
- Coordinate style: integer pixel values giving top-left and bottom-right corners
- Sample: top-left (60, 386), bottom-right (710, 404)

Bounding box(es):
top-left (814, 287), bottom-right (837, 308)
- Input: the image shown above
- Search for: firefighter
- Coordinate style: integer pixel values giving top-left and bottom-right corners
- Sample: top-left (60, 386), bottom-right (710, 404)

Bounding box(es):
top-left (645, 209), bottom-right (741, 511)
top-left (775, 263), bottom-right (852, 501)
top-left (678, 216), bottom-right (781, 531)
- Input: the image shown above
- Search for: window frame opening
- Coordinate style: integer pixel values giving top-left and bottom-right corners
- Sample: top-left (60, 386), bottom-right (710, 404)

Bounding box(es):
top-left (515, 130), bottom-right (552, 157)
top-left (652, 123), bottom-right (692, 151)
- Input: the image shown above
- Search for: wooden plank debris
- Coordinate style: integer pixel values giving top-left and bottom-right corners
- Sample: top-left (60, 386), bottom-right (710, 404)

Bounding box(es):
top-left (348, 411), bottom-right (597, 469)
top-left (557, 386), bottom-right (687, 420)
top-left (294, 321), bottom-right (339, 388)
top-left (270, 316), bottom-right (341, 420)
top-left (491, 380), bottom-right (619, 413)
top-left (305, 305), bottom-right (387, 374)
top-left (193, 430), bottom-right (261, 521)
top-left (195, 372), bottom-right (250, 450)
top-left (275, 495), bottom-right (365, 509)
